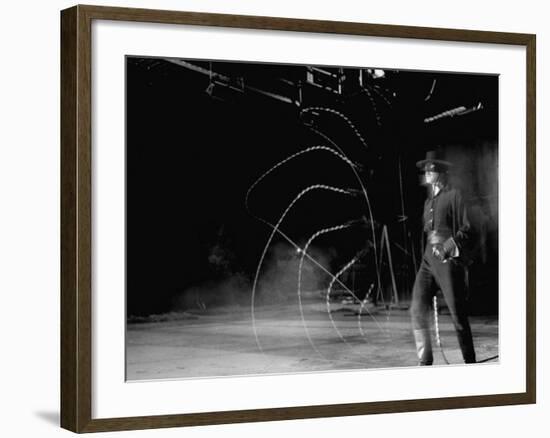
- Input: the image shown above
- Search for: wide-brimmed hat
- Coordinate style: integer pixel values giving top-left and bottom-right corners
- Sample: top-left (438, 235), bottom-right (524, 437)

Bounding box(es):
top-left (416, 150), bottom-right (453, 171)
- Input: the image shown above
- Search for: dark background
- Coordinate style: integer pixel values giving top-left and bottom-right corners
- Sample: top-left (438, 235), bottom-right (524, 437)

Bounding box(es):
top-left (126, 56), bottom-right (498, 317)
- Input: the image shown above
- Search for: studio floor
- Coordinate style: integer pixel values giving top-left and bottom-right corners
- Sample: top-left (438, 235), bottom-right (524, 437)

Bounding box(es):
top-left (126, 301), bottom-right (499, 381)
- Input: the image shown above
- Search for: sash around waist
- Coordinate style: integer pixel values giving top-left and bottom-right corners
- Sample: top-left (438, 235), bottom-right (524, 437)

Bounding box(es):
top-left (426, 230), bottom-right (452, 245)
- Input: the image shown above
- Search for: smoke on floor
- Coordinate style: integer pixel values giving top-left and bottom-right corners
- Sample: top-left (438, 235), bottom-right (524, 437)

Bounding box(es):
top-left (173, 241), bottom-right (335, 311)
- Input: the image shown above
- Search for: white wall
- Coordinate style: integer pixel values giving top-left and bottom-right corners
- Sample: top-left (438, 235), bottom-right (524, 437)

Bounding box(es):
top-left (0, 0), bottom-right (546, 436)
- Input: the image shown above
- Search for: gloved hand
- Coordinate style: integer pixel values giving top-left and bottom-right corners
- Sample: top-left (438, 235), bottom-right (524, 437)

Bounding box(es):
top-left (432, 238), bottom-right (459, 262)
top-left (432, 243), bottom-right (447, 262)
top-left (442, 237), bottom-right (458, 257)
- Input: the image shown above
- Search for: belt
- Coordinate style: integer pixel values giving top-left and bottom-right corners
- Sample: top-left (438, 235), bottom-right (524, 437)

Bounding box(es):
top-left (427, 231), bottom-right (452, 245)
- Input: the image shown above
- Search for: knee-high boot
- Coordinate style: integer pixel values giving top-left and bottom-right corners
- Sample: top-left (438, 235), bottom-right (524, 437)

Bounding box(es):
top-left (413, 329), bottom-right (433, 365)
top-left (456, 325), bottom-right (476, 364)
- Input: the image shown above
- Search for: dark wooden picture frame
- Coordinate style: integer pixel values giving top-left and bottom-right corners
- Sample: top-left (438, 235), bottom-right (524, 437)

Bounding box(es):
top-left (61, 4), bottom-right (536, 433)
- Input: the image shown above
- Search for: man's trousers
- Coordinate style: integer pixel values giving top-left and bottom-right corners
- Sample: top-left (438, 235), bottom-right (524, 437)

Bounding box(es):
top-left (410, 245), bottom-right (476, 365)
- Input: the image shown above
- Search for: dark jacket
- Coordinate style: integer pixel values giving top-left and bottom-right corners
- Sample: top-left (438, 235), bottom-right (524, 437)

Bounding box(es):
top-left (423, 186), bottom-right (474, 259)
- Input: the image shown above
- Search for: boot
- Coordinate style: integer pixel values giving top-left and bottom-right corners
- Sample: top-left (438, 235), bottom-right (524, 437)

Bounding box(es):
top-left (456, 327), bottom-right (476, 364)
top-left (413, 329), bottom-right (433, 365)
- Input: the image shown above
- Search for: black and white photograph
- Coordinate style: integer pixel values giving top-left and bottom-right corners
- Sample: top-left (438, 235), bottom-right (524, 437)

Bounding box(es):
top-left (125, 56), bottom-right (499, 381)
top-left (1, 0), bottom-right (545, 435)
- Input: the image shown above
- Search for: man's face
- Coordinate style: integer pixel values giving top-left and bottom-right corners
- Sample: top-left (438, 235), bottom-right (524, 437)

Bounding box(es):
top-left (424, 170), bottom-right (440, 184)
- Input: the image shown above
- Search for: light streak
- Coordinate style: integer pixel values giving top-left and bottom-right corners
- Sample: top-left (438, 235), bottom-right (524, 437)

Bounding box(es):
top-left (247, 106), bottom-right (386, 363)
top-left (250, 185), bottom-right (352, 354)
top-left (433, 295), bottom-right (450, 365)
top-left (296, 225), bottom-right (372, 358)
top-left (306, 125), bottom-right (382, 311)
top-left (300, 107), bottom-right (368, 150)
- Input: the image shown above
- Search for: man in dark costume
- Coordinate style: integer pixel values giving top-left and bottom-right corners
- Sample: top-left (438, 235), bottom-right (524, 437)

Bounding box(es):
top-left (411, 150), bottom-right (476, 365)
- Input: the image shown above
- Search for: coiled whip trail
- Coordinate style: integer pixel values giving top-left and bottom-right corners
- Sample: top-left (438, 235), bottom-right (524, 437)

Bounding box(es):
top-left (356, 284), bottom-right (375, 338)
top-left (306, 124), bottom-right (384, 335)
top-left (250, 184), bottom-right (353, 354)
top-left (246, 144), bottom-right (383, 354)
top-left (247, 108), bottom-right (384, 357)
top-left (245, 145), bottom-right (357, 214)
top-left (325, 255), bottom-right (376, 347)
top-left (300, 107), bottom-right (368, 150)
top-left (245, 211), bottom-right (379, 356)
top-left (296, 224), bottom-right (351, 359)
top-left (363, 87), bottom-right (382, 126)
top-left (296, 225), bottom-right (383, 359)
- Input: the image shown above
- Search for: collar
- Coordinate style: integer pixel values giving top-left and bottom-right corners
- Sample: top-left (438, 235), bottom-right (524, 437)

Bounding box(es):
top-left (431, 183), bottom-right (449, 198)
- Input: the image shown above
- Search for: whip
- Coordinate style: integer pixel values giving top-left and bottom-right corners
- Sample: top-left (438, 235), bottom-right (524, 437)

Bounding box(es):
top-left (433, 295), bottom-right (450, 365)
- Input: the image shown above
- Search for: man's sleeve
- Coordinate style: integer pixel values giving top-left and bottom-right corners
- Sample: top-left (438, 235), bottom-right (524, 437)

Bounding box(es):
top-left (441, 190), bottom-right (473, 259)
top-left (452, 190), bottom-right (472, 251)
